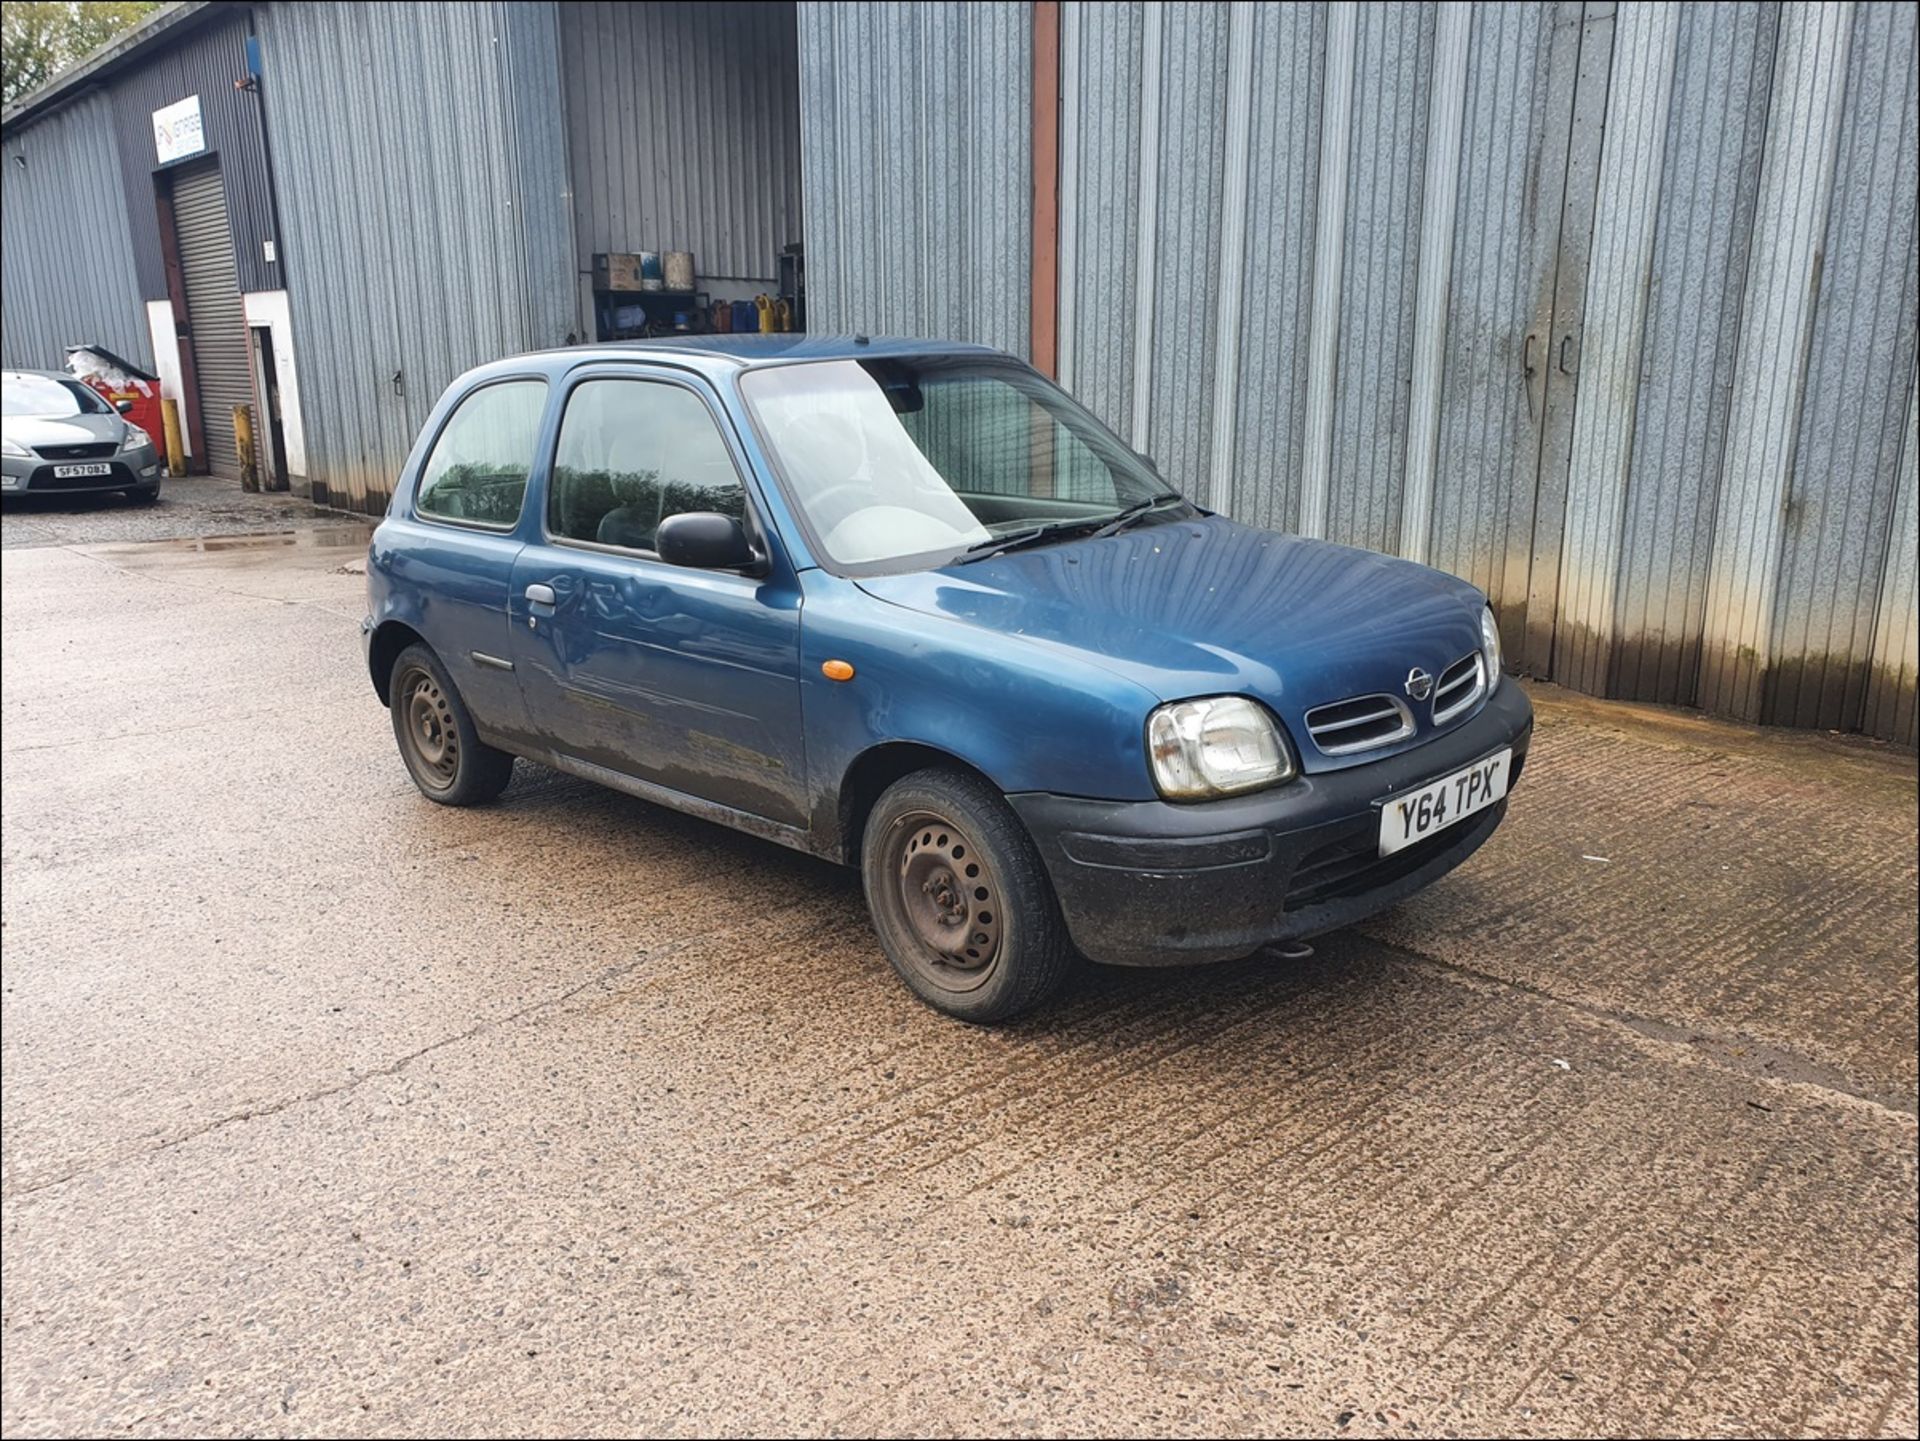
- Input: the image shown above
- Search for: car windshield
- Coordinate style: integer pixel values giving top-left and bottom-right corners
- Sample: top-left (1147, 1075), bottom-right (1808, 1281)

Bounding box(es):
top-left (739, 357), bottom-right (1181, 572)
top-left (2, 374), bottom-right (111, 418)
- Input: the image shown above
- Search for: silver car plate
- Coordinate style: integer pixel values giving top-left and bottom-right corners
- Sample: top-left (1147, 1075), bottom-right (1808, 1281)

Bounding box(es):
top-left (1378, 747), bottom-right (1511, 856)
top-left (52, 463), bottom-right (113, 478)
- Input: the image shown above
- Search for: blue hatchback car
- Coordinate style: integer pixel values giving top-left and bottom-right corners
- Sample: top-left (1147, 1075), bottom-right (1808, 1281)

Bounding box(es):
top-left (364, 336), bottom-right (1531, 1022)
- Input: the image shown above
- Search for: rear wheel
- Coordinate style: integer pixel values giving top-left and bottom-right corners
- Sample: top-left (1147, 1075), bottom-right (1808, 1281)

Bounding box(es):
top-left (861, 768), bottom-right (1073, 1024)
top-left (388, 643), bottom-right (514, 805)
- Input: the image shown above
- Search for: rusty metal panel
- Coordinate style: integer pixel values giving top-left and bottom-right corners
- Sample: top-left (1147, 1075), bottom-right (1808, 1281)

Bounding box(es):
top-left (1610, 2), bottom-right (1777, 704)
top-left (1519, 2), bottom-right (1613, 676)
top-left (0, 92), bottom-right (150, 370)
top-left (1699, 2), bottom-right (1856, 721)
top-left (1427, 2), bottom-right (1561, 619)
top-left (797, 1), bottom-right (1030, 355)
top-left (1554, 1), bottom-right (1679, 697)
top-left (1324, 2), bottom-right (1436, 555)
top-left (559, 1), bottom-right (802, 329)
top-left (1767, 0), bottom-right (1920, 731)
top-left (256, 1), bottom-right (576, 512)
top-left (1865, 367), bottom-right (1918, 746)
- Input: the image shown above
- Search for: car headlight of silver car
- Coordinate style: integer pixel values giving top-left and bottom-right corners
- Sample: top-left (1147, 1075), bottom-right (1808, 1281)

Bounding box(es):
top-left (1146, 695), bottom-right (1296, 801)
top-left (1, 436), bottom-right (27, 458)
top-left (120, 425), bottom-right (154, 452)
top-left (1480, 606), bottom-right (1503, 686)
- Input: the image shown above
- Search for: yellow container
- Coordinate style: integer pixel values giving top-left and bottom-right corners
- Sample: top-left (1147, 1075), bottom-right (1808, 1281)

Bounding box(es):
top-left (160, 398), bottom-right (186, 475)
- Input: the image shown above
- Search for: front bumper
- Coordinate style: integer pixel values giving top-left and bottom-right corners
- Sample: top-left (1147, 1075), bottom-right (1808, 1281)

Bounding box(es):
top-left (1, 452), bottom-right (160, 495)
top-left (1009, 680), bottom-right (1534, 966)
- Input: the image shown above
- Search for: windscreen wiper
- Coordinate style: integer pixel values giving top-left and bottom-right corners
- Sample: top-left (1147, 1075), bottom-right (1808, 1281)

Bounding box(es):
top-left (954, 519), bottom-right (1097, 565)
top-left (1085, 490), bottom-right (1185, 540)
top-left (955, 491), bottom-right (1188, 566)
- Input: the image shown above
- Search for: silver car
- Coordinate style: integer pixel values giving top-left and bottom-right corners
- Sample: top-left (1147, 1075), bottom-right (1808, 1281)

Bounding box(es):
top-left (1, 369), bottom-right (163, 502)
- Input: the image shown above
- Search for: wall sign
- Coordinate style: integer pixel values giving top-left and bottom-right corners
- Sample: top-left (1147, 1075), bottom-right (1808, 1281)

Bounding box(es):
top-left (153, 96), bottom-right (205, 164)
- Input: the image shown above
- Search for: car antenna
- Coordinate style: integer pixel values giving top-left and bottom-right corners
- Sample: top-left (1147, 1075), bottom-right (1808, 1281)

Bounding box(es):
top-left (854, 334), bottom-right (870, 345)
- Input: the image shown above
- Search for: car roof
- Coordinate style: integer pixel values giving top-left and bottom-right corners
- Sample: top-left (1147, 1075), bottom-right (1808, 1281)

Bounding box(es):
top-left (2, 369), bottom-right (73, 382)
top-left (484, 334), bottom-right (1009, 384)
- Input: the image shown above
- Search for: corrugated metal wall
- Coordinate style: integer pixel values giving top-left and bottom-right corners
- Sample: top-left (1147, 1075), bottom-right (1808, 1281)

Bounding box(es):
top-left (559, 0), bottom-right (802, 323)
top-left (1608, 2), bottom-right (1774, 704)
top-left (795, 0), bottom-right (1920, 744)
top-left (1866, 368), bottom-right (1919, 745)
top-left (0, 93), bottom-right (152, 371)
top-left (254, 0), bottom-right (576, 512)
top-left (1426, 2), bottom-right (1560, 626)
top-left (1765, 0), bottom-right (1919, 731)
top-left (108, 11), bottom-right (282, 301)
top-left (797, 1), bottom-right (1032, 358)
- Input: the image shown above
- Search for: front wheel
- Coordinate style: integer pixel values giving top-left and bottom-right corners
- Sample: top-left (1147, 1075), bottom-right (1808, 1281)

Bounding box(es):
top-left (387, 643), bottom-right (515, 805)
top-left (861, 768), bottom-right (1074, 1024)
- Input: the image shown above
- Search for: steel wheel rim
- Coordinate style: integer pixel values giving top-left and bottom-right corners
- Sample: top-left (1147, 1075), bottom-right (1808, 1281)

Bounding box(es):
top-left (888, 809), bottom-right (1002, 995)
top-left (399, 666), bottom-right (459, 789)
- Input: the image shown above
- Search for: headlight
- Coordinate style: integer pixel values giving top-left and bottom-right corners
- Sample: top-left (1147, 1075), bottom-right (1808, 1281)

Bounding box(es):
top-left (0, 435), bottom-right (27, 458)
top-left (1480, 606), bottom-right (1503, 685)
top-left (1146, 695), bottom-right (1295, 801)
top-left (121, 425), bottom-right (153, 452)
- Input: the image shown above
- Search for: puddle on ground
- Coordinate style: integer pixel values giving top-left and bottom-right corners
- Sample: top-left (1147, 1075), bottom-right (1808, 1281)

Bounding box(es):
top-left (147, 525), bottom-right (373, 553)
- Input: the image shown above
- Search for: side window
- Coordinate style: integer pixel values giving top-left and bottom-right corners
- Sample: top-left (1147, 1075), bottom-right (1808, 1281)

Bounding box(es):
top-left (415, 379), bottom-right (547, 528)
top-left (548, 379), bottom-right (745, 551)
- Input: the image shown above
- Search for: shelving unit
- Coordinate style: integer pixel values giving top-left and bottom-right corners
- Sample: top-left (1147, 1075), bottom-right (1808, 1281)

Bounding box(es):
top-left (594, 287), bottom-right (708, 342)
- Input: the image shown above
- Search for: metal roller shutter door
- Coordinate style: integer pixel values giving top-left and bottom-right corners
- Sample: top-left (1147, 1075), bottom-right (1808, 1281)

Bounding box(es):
top-left (172, 161), bottom-right (255, 479)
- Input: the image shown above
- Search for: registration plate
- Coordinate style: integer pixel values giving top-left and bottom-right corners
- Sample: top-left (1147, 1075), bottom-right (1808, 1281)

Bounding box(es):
top-left (1378, 747), bottom-right (1512, 856)
top-left (52, 463), bottom-right (112, 478)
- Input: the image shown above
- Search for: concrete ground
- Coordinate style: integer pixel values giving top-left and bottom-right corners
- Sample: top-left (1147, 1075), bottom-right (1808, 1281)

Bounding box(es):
top-left (2, 491), bottom-right (1915, 1439)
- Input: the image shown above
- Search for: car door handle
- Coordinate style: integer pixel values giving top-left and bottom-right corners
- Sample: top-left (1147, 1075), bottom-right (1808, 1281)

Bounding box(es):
top-left (525, 583), bottom-right (557, 605)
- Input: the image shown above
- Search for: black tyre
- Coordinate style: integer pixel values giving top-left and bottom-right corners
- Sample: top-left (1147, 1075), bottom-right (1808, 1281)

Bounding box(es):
top-left (861, 768), bottom-right (1074, 1024)
top-left (387, 642), bottom-right (515, 805)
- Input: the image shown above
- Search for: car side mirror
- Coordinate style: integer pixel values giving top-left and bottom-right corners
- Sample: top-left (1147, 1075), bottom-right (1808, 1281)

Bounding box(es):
top-left (114, 399), bottom-right (134, 414)
top-left (656, 512), bottom-right (763, 574)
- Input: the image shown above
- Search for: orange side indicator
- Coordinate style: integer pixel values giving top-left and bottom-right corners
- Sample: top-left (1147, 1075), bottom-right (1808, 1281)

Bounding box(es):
top-left (822, 659), bottom-right (856, 682)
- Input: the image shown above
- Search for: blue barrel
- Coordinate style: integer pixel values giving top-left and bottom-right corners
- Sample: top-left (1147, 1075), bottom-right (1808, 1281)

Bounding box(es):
top-left (732, 300), bottom-right (758, 333)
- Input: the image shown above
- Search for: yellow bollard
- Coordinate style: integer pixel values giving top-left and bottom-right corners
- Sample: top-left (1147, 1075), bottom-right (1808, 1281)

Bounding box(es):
top-left (159, 397), bottom-right (185, 476)
top-left (234, 404), bottom-right (259, 492)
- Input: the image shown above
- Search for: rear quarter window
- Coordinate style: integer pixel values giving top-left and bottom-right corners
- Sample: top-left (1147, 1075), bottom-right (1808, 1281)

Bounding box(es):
top-left (415, 379), bottom-right (548, 529)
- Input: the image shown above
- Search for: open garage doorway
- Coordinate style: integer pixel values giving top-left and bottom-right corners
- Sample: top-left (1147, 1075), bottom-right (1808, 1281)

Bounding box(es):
top-left (558, 1), bottom-right (805, 344)
top-left (161, 159), bottom-right (259, 481)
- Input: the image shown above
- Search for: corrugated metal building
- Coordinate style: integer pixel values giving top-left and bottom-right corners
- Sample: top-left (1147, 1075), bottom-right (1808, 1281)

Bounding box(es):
top-left (1, 0), bottom-right (1914, 744)
top-left (1, 0), bottom-right (804, 505)
top-left (1, 91), bottom-right (152, 371)
top-left (799, 0), bottom-right (1919, 745)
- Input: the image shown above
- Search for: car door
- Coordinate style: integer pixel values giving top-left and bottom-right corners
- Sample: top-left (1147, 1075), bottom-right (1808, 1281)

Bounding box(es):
top-left (507, 368), bottom-right (808, 826)
top-left (388, 375), bottom-right (549, 744)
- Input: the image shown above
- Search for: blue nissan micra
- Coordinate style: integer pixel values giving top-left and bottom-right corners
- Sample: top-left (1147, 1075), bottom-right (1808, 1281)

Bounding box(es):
top-left (363, 336), bottom-right (1531, 1022)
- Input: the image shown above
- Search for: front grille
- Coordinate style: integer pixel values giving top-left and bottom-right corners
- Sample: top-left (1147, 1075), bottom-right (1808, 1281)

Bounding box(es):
top-left (1304, 692), bottom-right (1414, 757)
top-left (33, 441), bottom-right (118, 461)
top-left (1430, 651), bottom-right (1486, 726)
top-left (1284, 816), bottom-right (1487, 912)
